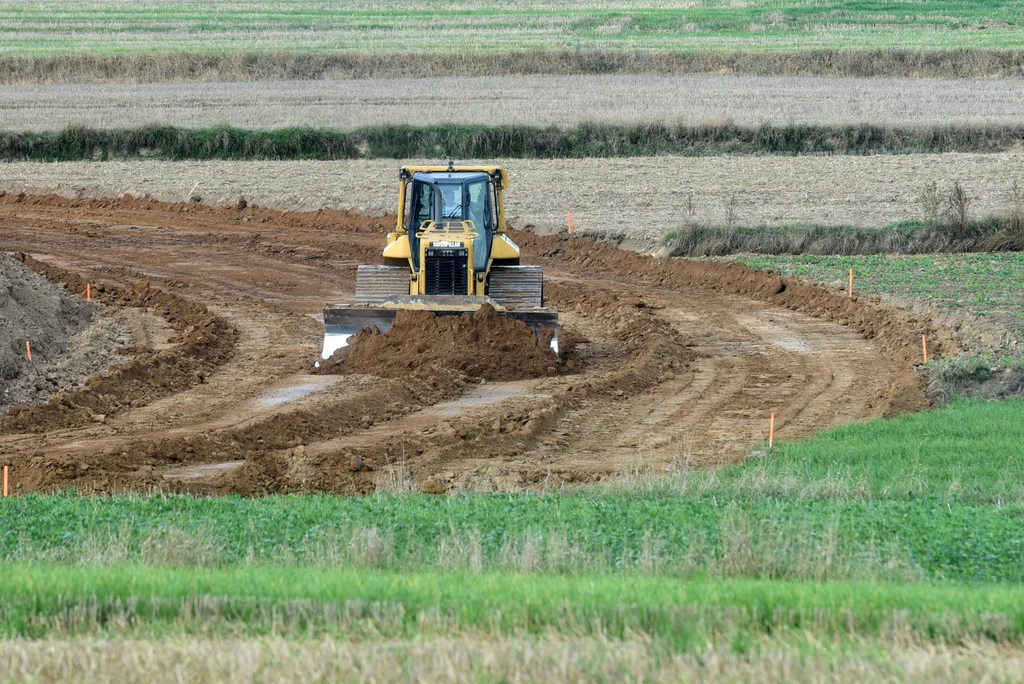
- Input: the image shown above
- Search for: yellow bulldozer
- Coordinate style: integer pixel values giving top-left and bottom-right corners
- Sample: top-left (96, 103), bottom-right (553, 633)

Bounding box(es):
top-left (321, 163), bottom-right (558, 360)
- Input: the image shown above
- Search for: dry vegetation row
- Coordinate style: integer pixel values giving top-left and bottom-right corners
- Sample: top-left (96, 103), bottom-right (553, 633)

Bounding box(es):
top-left (2, 155), bottom-right (1020, 243)
top-left (4, 75), bottom-right (1024, 131)
top-left (4, 636), bottom-right (1024, 684)
top-left (4, 49), bottom-right (1024, 84)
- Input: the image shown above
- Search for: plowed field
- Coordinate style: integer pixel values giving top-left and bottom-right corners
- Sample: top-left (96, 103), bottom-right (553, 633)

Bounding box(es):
top-left (0, 194), bottom-right (955, 495)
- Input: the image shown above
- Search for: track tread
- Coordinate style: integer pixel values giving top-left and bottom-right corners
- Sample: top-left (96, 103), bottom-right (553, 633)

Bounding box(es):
top-left (488, 265), bottom-right (544, 308)
top-left (354, 265), bottom-right (411, 305)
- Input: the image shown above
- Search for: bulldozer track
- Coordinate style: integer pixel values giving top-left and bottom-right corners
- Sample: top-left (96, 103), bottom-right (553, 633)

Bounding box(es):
top-left (487, 265), bottom-right (544, 308)
top-left (354, 265), bottom-right (410, 305)
top-left (0, 194), bottom-right (938, 495)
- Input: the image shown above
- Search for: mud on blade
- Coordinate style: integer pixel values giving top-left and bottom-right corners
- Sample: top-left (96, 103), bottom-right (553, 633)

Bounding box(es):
top-left (321, 303), bottom-right (559, 360)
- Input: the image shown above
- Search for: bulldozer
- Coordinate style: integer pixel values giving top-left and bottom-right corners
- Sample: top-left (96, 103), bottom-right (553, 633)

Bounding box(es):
top-left (322, 163), bottom-right (558, 360)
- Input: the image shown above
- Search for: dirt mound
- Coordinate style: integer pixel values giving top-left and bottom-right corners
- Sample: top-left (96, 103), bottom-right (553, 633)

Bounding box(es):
top-left (319, 304), bottom-right (561, 381)
top-left (0, 253), bottom-right (98, 410)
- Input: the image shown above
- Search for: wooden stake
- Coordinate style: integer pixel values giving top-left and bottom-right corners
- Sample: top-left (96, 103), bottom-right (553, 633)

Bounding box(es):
top-left (3, 466), bottom-right (8, 497)
top-left (769, 413), bottom-right (775, 447)
top-left (25, 340), bottom-right (32, 361)
top-left (848, 268), bottom-right (853, 297)
top-left (922, 335), bottom-right (929, 363)
top-left (567, 211), bottom-right (574, 234)
top-left (86, 283), bottom-right (91, 301)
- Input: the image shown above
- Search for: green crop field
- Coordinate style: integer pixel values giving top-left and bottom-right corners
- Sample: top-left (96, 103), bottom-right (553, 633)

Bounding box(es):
top-left (4, 565), bottom-right (1024, 643)
top-left (0, 0), bottom-right (1021, 55)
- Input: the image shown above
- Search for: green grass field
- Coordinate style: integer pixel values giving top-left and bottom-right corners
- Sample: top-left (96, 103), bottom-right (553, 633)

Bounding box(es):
top-left (0, 1), bottom-right (1021, 55)
top-left (733, 252), bottom-right (1024, 353)
top-left (3, 565), bottom-right (1024, 644)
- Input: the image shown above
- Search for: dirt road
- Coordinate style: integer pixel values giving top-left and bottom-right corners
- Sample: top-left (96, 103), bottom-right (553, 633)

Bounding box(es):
top-left (0, 194), bottom-right (951, 494)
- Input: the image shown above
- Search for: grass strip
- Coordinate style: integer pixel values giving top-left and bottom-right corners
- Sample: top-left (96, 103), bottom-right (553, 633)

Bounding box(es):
top-left (2, 123), bottom-right (1024, 162)
top-left (664, 220), bottom-right (1024, 257)
top-left (6, 635), bottom-right (1024, 683)
top-left (2, 565), bottom-right (1024, 645)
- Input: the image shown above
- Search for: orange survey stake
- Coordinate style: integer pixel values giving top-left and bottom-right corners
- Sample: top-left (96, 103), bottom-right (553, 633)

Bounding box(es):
top-left (25, 340), bottom-right (32, 361)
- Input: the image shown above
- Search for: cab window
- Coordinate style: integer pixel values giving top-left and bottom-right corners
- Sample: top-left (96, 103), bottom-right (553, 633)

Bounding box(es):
top-left (407, 180), bottom-right (433, 271)
top-left (408, 180), bottom-right (432, 234)
top-left (467, 179), bottom-right (492, 272)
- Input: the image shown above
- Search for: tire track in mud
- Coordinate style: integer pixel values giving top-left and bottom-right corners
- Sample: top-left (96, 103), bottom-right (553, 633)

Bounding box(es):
top-left (0, 194), bottom-right (958, 494)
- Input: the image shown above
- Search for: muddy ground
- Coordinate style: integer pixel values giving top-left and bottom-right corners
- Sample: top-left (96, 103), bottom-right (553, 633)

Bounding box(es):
top-left (0, 194), bottom-right (959, 495)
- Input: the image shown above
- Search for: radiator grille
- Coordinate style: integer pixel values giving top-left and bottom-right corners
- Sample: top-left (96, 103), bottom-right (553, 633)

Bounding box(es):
top-left (424, 247), bottom-right (469, 295)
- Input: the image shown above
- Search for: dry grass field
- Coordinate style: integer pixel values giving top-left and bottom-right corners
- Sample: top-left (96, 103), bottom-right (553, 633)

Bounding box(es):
top-left (4, 74), bottom-right (1024, 131)
top-left (4, 636), bottom-right (1024, 684)
top-left (3, 154), bottom-right (1021, 242)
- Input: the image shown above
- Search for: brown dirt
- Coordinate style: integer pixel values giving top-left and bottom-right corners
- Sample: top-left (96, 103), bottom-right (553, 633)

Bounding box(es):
top-left (1, 254), bottom-right (237, 434)
top-left (0, 193), bottom-right (962, 495)
top-left (319, 304), bottom-right (561, 381)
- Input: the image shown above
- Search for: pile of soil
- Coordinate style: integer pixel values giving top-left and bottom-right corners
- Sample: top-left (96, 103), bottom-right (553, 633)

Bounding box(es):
top-left (319, 303), bottom-right (561, 382)
top-left (0, 253), bottom-right (107, 414)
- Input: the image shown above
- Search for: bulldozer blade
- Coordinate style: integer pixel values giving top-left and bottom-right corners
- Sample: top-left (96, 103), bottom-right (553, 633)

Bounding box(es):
top-left (506, 309), bottom-right (560, 356)
top-left (321, 300), bottom-right (559, 360)
top-left (321, 306), bottom-right (399, 360)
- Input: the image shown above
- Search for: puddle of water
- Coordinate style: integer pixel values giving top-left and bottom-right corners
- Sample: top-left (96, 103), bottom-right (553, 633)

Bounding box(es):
top-left (432, 381), bottom-right (541, 416)
top-left (744, 319), bottom-right (814, 354)
top-left (253, 376), bottom-right (338, 408)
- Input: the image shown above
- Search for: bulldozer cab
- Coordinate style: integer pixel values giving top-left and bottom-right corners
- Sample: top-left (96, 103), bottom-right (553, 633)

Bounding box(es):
top-left (405, 171), bottom-right (495, 273)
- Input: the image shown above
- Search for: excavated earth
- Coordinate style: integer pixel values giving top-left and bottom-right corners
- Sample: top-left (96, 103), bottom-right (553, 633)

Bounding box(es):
top-left (318, 304), bottom-right (564, 381)
top-left (0, 193), bottom-right (961, 495)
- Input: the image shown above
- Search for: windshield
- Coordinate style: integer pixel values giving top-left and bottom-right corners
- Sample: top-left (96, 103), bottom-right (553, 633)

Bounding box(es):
top-left (439, 183), bottom-right (463, 220)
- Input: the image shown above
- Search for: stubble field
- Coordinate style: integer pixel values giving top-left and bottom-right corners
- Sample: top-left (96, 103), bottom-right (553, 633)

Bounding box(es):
top-left (4, 74), bottom-right (1024, 130)
top-left (2, 154), bottom-right (1021, 242)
